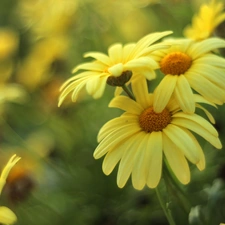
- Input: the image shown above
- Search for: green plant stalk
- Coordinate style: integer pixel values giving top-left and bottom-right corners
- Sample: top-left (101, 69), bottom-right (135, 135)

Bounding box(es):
top-left (163, 160), bottom-right (192, 214)
top-left (155, 186), bottom-right (177, 225)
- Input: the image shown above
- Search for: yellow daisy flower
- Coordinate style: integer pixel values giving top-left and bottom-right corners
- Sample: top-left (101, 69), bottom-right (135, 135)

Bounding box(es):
top-left (0, 155), bottom-right (20, 225)
top-left (183, 0), bottom-right (225, 41)
top-left (152, 37), bottom-right (225, 113)
top-left (58, 31), bottom-right (172, 106)
top-left (93, 78), bottom-right (222, 190)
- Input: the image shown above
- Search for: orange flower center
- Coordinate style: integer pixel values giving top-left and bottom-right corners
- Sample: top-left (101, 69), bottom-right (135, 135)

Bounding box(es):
top-left (139, 107), bottom-right (171, 133)
top-left (160, 52), bottom-right (192, 75)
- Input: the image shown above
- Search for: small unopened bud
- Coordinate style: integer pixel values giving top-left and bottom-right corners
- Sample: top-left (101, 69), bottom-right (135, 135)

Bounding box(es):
top-left (107, 70), bottom-right (132, 87)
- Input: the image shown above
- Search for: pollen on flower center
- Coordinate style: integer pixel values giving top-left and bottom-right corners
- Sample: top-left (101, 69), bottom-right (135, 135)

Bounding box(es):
top-left (139, 107), bottom-right (171, 132)
top-left (160, 52), bottom-right (192, 75)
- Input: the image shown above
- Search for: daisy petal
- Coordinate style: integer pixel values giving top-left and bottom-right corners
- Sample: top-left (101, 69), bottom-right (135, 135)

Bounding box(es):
top-left (84, 52), bottom-right (110, 65)
top-left (184, 130), bottom-right (205, 171)
top-left (72, 62), bottom-right (106, 73)
top-left (163, 133), bottom-right (190, 184)
top-left (131, 133), bottom-right (150, 190)
top-left (109, 96), bottom-right (144, 114)
top-left (117, 132), bottom-right (145, 188)
top-left (86, 76), bottom-right (107, 99)
top-left (196, 103), bottom-right (215, 124)
top-left (153, 75), bottom-right (178, 113)
top-left (108, 43), bottom-right (123, 64)
top-left (94, 124), bottom-right (140, 159)
top-left (146, 132), bottom-right (163, 188)
top-left (131, 31), bottom-right (173, 58)
top-left (186, 71), bottom-right (225, 104)
top-left (97, 115), bottom-right (138, 142)
top-left (163, 124), bottom-right (200, 164)
top-left (0, 206), bottom-right (17, 225)
top-left (124, 57), bottom-right (158, 70)
top-left (189, 38), bottom-right (225, 58)
top-left (102, 134), bottom-right (137, 176)
top-left (171, 114), bottom-right (222, 149)
top-left (174, 75), bottom-right (195, 113)
top-left (131, 76), bottom-right (152, 108)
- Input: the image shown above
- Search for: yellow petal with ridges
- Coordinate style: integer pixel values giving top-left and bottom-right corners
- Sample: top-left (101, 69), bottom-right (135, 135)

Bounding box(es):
top-left (171, 116), bottom-right (222, 149)
top-left (72, 62), bottom-right (106, 73)
top-left (124, 57), bottom-right (158, 70)
top-left (108, 43), bottom-right (123, 64)
top-left (132, 76), bottom-right (152, 109)
top-left (131, 31), bottom-right (173, 58)
top-left (188, 38), bottom-right (225, 58)
top-left (117, 132), bottom-right (145, 188)
top-left (163, 124), bottom-right (200, 164)
top-left (102, 147), bottom-right (125, 175)
top-left (172, 112), bottom-right (218, 136)
top-left (146, 132), bottom-right (163, 188)
top-left (194, 54), bottom-right (225, 68)
top-left (174, 75), bottom-right (195, 113)
top-left (94, 124), bottom-right (140, 159)
top-left (84, 52), bottom-right (110, 65)
top-left (163, 133), bottom-right (190, 184)
top-left (0, 206), bottom-right (17, 225)
top-left (131, 133), bottom-right (150, 190)
top-left (184, 129), bottom-right (205, 171)
top-left (153, 75), bottom-right (178, 113)
top-left (195, 103), bottom-right (215, 124)
top-left (97, 115), bottom-right (138, 142)
top-left (186, 71), bottom-right (225, 104)
top-left (109, 96), bottom-right (143, 114)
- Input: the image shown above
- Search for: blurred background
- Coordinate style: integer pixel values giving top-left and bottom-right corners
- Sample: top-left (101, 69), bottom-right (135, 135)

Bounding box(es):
top-left (0, 0), bottom-right (225, 224)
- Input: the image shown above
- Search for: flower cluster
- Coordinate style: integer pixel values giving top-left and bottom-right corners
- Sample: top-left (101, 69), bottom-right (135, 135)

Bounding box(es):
top-left (59, 0), bottom-right (225, 190)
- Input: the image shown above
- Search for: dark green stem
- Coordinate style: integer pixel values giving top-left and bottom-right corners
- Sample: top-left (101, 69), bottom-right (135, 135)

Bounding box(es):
top-left (122, 85), bottom-right (135, 100)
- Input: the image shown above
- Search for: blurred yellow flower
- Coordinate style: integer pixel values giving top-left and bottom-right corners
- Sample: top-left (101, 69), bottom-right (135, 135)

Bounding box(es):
top-left (0, 155), bottom-right (20, 225)
top-left (58, 31), bottom-right (172, 106)
top-left (17, 0), bottom-right (78, 37)
top-left (0, 28), bottom-right (27, 109)
top-left (17, 36), bottom-right (69, 90)
top-left (183, 0), bottom-right (225, 40)
top-left (152, 37), bottom-right (225, 114)
top-left (0, 28), bottom-right (18, 60)
top-left (0, 83), bottom-right (27, 106)
top-left (94, 77), bottom-right (221, 190)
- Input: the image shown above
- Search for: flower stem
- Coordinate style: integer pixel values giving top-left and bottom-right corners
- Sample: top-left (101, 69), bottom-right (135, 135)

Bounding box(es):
top-left (122, 85), bottom-right (135, 100)
top-left (163, 160), bottom-right (192, 214)
top-left (155, 187), bottom-right (177, 225)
